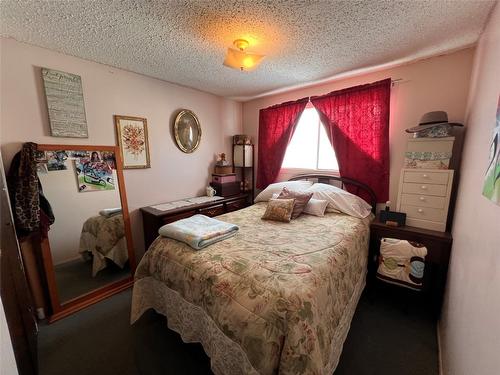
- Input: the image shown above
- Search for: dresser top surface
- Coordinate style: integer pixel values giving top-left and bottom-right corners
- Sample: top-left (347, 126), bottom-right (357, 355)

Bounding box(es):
top-left (141, 193), bottom-right (249, 217)
top-left (371, 218), bottom-right (453, 242)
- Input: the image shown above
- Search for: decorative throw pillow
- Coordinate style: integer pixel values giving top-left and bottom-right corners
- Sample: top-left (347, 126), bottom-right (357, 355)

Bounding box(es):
top-left (277, 187), bottom-right (313, 219)
top-left (254, 181), bottom-right (313, 203)
top-left (261, 198), bottom-right (296, 222)
top-left (302, 198), bottom-right (329, 217)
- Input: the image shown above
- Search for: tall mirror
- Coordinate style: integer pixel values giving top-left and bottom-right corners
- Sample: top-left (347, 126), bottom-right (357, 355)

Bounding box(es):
top-left (36, 144), bottom-right (135, 322)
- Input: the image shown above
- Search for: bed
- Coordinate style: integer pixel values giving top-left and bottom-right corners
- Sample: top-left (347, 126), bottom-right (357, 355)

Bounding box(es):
top-left (131, 175), bottom-right (376, 374)
top-left (79, 213), bottom-right (128, 276)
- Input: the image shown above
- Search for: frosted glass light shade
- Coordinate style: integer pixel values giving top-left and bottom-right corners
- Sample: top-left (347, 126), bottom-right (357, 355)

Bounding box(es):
top-left (234, 145), bottom-right (253, 167)
top-left (223, 48), bottom-right (264, 71)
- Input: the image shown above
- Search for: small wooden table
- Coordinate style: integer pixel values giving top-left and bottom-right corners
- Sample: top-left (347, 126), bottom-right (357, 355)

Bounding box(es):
top-left (140, 194), bottom-right (250, 250)
top-left (369, 219), bottom-right (453, 317)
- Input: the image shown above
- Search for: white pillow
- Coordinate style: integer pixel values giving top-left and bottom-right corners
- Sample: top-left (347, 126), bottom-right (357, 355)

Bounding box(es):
top-left (254, 181), bottom-right (313, 203)
top-left (302, 198), bottom-right (329, 217)
top-left (305, 183), bottom-right (372, 218)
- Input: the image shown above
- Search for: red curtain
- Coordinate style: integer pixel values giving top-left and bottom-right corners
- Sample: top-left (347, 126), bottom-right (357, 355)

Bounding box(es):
top-left (256, 98), bottom-right (308, 189)
top-left (311, 78), bottom-right (391, 203)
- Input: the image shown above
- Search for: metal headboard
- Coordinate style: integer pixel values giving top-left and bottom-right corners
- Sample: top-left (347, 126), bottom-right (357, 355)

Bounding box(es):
top-left (288, 174), bottom-right (377, 213)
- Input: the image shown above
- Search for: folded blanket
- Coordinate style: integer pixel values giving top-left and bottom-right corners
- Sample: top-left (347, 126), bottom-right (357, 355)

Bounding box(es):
top-left (99, 208), bottom-right (122, 217)
top-left (158, 214), bottom-right (239, 250)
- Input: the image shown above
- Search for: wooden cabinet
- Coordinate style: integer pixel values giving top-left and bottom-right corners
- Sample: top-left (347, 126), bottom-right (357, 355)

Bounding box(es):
top-left (369, 219), bottom-right (453, 317)
top-left (141, 194), bottom-right (250, 250)
top-left (226, 199), bottom-right (247, 212)
top-left (199, 204), bottom-right (225, 217)
top-left (161, 210), bottom-right (197, 225)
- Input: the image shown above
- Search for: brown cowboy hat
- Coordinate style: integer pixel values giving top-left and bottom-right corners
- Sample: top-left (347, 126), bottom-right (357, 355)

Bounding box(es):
top-left (406, 111), bottom-right (463, 133)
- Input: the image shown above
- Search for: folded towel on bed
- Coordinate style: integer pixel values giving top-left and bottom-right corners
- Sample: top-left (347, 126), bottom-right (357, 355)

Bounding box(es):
top-left (158, 214), bottom-right (239, 250)
top-left (99, 208), bottom-right (122, 217)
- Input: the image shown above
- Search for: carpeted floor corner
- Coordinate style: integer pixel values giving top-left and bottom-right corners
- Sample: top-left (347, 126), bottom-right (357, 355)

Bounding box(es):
top-left (39, 284), bottom-right (438, 375)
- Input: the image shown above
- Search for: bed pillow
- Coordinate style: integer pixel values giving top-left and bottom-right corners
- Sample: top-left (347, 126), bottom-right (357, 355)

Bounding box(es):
top-left (254, 181), bottom-right (313, 203)
top-left (305, 183), bottom-right (372, 218)
top-left (261, 198), bottom-right (296, 222)
top-left (302, 198), bottom-right (329, 217)
top-left (277, 187), bottom-right (313, 219)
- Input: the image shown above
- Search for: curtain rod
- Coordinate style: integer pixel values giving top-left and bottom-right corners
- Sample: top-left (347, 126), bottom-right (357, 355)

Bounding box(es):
top-left (304, 78), bottom-right (402, 103)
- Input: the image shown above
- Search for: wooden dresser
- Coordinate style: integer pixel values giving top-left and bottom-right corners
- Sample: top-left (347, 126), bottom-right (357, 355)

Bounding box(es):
top-left (141, 193), bottom-right (250, 250)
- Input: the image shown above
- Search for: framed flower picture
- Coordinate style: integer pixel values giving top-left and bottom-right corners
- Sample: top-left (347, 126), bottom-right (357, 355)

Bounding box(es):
top-left (114, 115), bottom-right (151, 169)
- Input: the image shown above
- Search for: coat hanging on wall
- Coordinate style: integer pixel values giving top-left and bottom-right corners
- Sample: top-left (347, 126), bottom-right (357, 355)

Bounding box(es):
top-left (7, 142), bottom-right (55, 238)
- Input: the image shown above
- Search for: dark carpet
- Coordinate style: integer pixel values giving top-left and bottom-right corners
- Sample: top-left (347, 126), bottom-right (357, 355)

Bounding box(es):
top-left (39, 284), bottom-right (438, 375)
top-left (54, 259), bottom-right (130, 302)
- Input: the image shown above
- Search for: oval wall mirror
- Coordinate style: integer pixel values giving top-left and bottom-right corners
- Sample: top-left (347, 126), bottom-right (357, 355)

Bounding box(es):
top-left (173, 109), bottom-right (201, 153)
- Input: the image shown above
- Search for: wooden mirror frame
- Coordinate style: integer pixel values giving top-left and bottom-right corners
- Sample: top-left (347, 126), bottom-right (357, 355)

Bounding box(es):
top-left (37, 144), bottom-right (136, 323)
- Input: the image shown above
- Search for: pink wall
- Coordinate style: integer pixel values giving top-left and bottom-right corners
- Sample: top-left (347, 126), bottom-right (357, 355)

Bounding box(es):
top-left (0, 38), bottom-right (242, 257)
top-left (440, 3), bottom-right (500, 374)
top-left (242, 48), bottom-right (475, 207)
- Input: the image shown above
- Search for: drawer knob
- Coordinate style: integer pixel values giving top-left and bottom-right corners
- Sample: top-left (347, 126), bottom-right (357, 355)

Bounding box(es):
top-left (417, 208), bottom-right (424, 213)
top-left (419, 196), bottom-right (426, 201)
top-left (421, 185), bottom-right (427, 190)
top-left (423, 174), bottom-right (428, 178)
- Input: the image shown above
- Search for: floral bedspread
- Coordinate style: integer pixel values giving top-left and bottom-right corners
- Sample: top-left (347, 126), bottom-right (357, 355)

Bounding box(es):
top-left (133, 203), bottom-right (371, 374)
top-left (79, 214), bottom-right (127, 276)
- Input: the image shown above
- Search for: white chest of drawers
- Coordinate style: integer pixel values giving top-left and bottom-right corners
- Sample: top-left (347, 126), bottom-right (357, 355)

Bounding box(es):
top-left (396, 169), bottom-right (454, 232)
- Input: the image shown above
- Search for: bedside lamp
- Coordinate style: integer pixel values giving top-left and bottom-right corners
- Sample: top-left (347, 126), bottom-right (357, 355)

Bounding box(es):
top-left (233, 145), bottom-right (253, 167)
top-left (232, 135), bottom-right (254, 194)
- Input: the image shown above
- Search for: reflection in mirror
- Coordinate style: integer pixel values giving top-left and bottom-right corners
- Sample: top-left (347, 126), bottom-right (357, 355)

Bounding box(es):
top-left (37, 148), bottom-right (132, 305)
top-left (179, 120), bottom-right (199, 149)
top-left (174, 109), bottom-right (201, 153)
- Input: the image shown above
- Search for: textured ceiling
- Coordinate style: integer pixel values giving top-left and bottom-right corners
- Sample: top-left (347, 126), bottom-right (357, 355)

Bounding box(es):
top-left (0, 0), bottom-right (495, 100)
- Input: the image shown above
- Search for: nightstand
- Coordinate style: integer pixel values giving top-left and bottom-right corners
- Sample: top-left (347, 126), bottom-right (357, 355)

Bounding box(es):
top-left (368, 219), bottom-right (453, 317)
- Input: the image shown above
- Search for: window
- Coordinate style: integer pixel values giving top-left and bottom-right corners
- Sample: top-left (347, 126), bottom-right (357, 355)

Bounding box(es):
top-left (281, 107), bottom-right (339, 170)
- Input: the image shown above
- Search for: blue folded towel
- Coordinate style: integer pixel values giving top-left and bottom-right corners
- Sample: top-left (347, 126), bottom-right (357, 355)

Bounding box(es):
top-left (158, 214), bottom-right (239, 250)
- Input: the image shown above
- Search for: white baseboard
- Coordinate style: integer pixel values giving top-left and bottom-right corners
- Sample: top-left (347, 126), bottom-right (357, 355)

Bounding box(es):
top-left (437, 321), bottom-right (444, 375)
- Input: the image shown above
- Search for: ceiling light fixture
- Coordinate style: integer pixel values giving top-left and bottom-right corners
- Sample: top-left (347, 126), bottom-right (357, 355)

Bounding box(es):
top-left (223, 39), bottom-right (265, 72)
